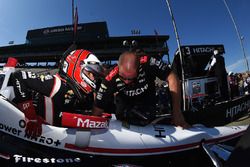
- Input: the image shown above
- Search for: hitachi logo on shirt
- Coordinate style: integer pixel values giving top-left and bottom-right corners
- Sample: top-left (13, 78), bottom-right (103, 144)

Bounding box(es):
top-left (124, 84), bottom-right (148, 96)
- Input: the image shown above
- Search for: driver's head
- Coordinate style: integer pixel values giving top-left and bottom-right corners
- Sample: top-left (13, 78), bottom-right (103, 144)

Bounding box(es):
top-left (61, 49), bottom-right (104, 93)
top-left (118, 51), bottom-right (140, 84)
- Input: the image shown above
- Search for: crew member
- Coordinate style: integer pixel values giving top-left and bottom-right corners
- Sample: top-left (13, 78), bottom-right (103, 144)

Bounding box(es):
top-left (92, 50), bottom-right (190, 128)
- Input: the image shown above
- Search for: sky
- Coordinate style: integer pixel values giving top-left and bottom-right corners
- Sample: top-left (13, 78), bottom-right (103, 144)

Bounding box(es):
top-left (0, 0), bottom-right (249, 73)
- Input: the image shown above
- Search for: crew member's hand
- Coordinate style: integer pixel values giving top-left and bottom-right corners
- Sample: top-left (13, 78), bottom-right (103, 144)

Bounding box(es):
top-left (171, 110), bottom-right (191, 129)
top-left (25, 116), bottom-right (43, 138)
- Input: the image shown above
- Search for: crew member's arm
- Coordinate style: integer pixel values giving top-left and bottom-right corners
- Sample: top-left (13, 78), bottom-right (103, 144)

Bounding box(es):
top-left (167, 71), bottom-right (191, 129)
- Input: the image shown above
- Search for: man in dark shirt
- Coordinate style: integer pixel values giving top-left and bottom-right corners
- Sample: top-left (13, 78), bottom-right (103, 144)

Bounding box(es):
top-left (92, 51), bottom-right (190, 128)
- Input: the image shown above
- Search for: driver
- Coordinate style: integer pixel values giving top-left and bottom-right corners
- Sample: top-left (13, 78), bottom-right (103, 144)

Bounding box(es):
top-left (10, 49), bottom-right (104, 137)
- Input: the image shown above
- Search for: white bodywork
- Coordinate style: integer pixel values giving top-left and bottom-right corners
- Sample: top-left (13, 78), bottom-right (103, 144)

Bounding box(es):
top-left (0, 95), bottom-right (247, 156)
top-left (0, 66), bottom-right (248, 157)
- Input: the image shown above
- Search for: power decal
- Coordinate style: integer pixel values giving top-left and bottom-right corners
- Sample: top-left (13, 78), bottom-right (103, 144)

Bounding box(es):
top-left (0, 122), bottom-right (22, 136)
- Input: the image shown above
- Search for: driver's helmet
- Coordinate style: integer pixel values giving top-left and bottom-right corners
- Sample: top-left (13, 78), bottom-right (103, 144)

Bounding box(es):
top-left (61, 49), bottom-right (104, 94)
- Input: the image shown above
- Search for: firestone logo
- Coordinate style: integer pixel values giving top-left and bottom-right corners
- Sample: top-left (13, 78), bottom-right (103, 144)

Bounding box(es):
top-left (13, 154), bottom-right (81, 164)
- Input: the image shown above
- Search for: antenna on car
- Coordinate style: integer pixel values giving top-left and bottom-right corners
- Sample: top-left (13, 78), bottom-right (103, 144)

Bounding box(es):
top-left (165, 0), bottom-right (187, 110)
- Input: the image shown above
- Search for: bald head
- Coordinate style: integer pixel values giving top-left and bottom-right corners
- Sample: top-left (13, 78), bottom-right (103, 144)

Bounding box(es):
top-left (118, 51), bottom-right (140, 83)
top-left (119, 51), bottom-right (139, 70)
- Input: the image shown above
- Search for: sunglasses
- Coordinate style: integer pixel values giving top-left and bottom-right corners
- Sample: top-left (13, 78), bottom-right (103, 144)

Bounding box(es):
top-left (119, 74), bottom-right (137, 81)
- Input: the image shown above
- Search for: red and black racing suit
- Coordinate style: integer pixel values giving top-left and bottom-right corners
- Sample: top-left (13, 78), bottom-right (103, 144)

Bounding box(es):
top-left (95, 55), bottom-right (171, 125)
top-left (10, 71), bottom-right (93, 126)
